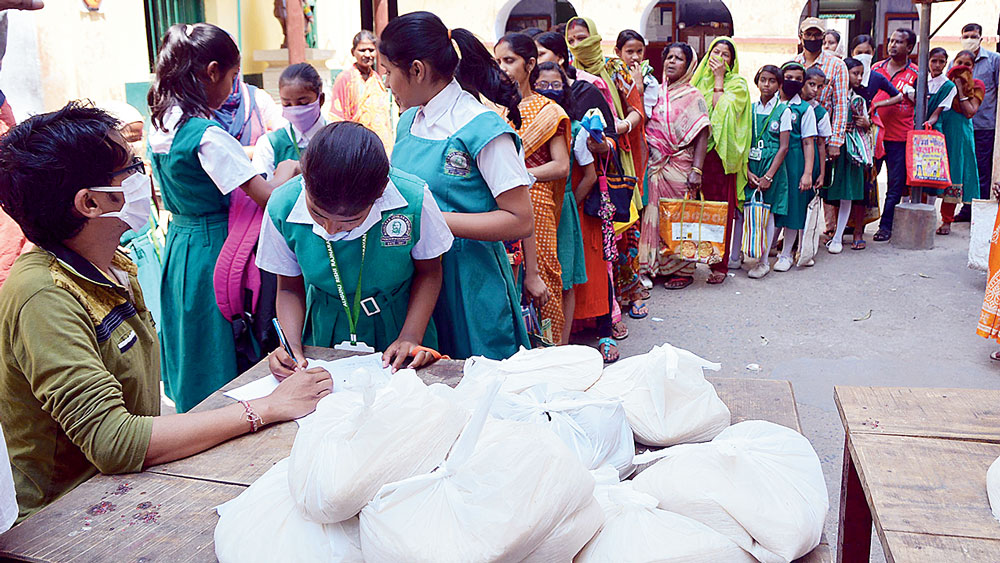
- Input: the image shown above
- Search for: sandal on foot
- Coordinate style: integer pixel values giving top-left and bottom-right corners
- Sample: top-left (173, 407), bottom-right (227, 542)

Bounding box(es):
top-left (873, 230), bottom-right (891, 242)
top-left (612, 321), bottom-right (629, 340)
top-left (664, 275), bottom-right (694, 290)
top-left (936, 223), bottom-right (951, 235)
top-left (706, 272), bottom-right (727, 285)
top-left (991, 351), bottom-right (1000, 362)
top-left (851, 239), bottom-right (867, 250)
top-left (628, 302), bottom-right (648, 319)
top-left (597, 337), bottom-right (620, 363)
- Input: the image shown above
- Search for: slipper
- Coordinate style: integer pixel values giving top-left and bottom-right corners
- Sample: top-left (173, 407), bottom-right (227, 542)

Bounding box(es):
top-left (597, 337), bottom-right (620, 363)
top-left (851, 240), bottom-right (867, 251)
top-left (706, 272), bottom-right (727, 285)
top-left (936, 224), bottom-right (951, 236)
top-left (612, 321), bottom-right (629, 340)
top-left (991, 351), bottom-right (1000, 362)
top-left (628, 302), bottom-right (648, 319)
top-left (664, 275), bottom-right (694, 290)
top-left (873, 230), bottom-right (891, 242)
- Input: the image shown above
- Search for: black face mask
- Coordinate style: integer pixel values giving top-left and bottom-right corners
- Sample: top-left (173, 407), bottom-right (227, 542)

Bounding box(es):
top-left (782, 80), bottom-right (804, 98)
top-left (802, 38), bottom-right (823, 53)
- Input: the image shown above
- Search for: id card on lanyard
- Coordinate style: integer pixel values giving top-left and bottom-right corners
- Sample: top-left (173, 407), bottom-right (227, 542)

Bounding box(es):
top-left (749, 102), bottom-right (782, 162)
top-left (326, 234), bottom-right (378, 354)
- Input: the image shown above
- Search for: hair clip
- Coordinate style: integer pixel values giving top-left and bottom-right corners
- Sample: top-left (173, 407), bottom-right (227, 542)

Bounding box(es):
top-left (185, 24), bottom-right (195, 37)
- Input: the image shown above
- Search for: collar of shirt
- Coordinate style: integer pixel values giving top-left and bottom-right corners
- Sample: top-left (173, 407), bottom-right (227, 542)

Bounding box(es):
top-left (43, 243), bottom-right (136, 298)
top-left (928, 73), bottom-right (947, 94)
top-left (289, 117), bottom-right (326, 148)
top-left (417, 79), bottom-right (465, 132)
top-left (756, 97), bottom-right (780, 114)
top-left (874, 58), bottom-right (917, 79)
top-left (287, 178), bottom-right (406, 241)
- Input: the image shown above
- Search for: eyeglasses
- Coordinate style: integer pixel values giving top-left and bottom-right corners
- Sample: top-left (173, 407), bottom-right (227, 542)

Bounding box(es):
top-left (111, 156), bottom-right (145, 178)
top-left (534, 81), bottom-right (564, 91)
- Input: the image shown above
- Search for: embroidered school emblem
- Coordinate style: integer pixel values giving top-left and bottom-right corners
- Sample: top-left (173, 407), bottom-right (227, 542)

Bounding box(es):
top-left (444, 150), bottom-right (472, 177)
top-left (769, 121), bottom-right (780, 132)
top-left (791, 113), bottom-right (799, 123)
top-left (381, 214), bottom-right (413, 247)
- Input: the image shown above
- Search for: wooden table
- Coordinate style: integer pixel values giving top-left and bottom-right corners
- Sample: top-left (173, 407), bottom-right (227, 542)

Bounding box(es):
top-left (835, 386), bottom-right (1000, 563)
top-left (0, 348), bottom-right (831, 562)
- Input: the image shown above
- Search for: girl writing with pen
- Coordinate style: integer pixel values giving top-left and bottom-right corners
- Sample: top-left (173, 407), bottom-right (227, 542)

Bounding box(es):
top-left (261, 121), bottom-right (453, 376)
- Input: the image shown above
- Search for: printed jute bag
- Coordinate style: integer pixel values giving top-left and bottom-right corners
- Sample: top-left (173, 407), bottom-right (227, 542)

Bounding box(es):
top-left (906, 128), bottom-right (951, 189)
top-left (659, 194), bottom-right (728, 265)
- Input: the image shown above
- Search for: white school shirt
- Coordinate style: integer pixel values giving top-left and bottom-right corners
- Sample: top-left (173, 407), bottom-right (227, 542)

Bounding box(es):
top-left (808, 100), bottom-right (833, 139)
top-left (251, 118), bottom-right (326, 179)
top-left (754, 98), bottom-right (793, 133)
top-left (148, 106), bottom-right (258, 195)
top-left (406, 79), bottom-right (532, 198)
top-left (256, 179), bottom-right (455, 277)
top-left (254, 87), bottom-right (287, 132)
top-left (573, 125), bottom-right (595, 166)
top-left (928, 73), bottom-right (958, 110)
top-left (788, 95), bottom-right (819, 138)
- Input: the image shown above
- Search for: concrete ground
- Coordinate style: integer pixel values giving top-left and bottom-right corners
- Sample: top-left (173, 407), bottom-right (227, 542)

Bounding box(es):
top-left (608, 212), bottom-right (998, 561)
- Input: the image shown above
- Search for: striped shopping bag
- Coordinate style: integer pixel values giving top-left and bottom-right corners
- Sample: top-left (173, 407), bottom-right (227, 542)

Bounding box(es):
top-left (742, 189), bottom-right (771, 259)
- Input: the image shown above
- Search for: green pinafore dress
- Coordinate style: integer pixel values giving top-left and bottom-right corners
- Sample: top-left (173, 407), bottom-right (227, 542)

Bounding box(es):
top-left (150, 117), bottom-right (237, 412)
top-left (748, 101), bottom-right (789, 216)
top-left (267, 171), bottom-right (437, 350)
top-left (775, 101), bottom-right (814, 231)
top-left (827, 94), bottom-right (865, 201)
top-left (925, 80), bottom-right (980, 201)
top-left (558, 120), bottom-right (588, 291)
top-left (265, 125), bottom-right (303, 167)
top-left (391, 110), bottom-right (530, 360)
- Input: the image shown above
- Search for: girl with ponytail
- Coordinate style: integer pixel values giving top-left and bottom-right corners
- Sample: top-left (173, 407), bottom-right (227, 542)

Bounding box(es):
top-left (379, 12), bottom-right (534, 360)
top-left (147, 23), bottom-right (304, 411)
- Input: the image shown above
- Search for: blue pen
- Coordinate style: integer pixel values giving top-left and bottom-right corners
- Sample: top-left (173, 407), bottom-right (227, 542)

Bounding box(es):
top-left (272, 318), bottom-right (298, 366)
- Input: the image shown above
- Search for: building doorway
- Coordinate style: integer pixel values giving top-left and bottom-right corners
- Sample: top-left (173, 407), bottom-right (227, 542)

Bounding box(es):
top-left (641, 0), bottom-right (733, 83)
top-left (800, 0), bottom-right (916, 59)
top-left (502, 0), bottom-right (577, 35)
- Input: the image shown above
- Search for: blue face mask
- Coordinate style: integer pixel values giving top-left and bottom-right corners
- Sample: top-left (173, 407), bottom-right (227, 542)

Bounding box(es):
top-left (536, 88), bottom-right (565, 104)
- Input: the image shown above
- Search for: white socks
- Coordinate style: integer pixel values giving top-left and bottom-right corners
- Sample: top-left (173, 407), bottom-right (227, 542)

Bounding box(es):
top-left (834, 200), bottom-right (852, 242)
top-left (779, 228), bottom-right (799, 260)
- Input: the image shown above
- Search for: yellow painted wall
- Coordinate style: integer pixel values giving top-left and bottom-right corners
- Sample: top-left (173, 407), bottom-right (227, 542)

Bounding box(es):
top-left (34, 0), bottom-right (151, 111)
top-left (204, 0), bottom-right (285, 75)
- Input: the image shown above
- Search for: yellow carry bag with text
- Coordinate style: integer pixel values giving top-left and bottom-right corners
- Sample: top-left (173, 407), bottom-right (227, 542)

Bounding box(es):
top-left (659, 194), bottom-right (729, 265)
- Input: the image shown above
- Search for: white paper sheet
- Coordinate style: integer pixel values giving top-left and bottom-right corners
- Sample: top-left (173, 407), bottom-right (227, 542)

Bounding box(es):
top-left (222, 354), bottom-right (394, 427)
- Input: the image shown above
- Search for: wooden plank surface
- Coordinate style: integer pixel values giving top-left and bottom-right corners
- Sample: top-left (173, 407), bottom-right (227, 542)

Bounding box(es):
top-left (835, 386), bottom-right (1000, 441)
top-left (881, 531), bottom-right (1000, 563)
top-left (849, 432), bottom-right (1000, 541)
top-left (0, 473), bottom-right (242, 562)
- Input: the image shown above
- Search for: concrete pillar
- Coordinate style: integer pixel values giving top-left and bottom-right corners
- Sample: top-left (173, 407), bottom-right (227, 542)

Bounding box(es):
top-left (286, 0), bottom-right (305, 65)
top-left (890, 203), bottom-right (936, 250)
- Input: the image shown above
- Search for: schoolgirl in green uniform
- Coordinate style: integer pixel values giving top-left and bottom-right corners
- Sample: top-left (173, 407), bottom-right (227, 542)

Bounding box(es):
top-left (148, 23), bottom-right (299, 412)
top-left (262, 122), bottom-right (453, 375)
top-left (802, 68), bottom-right (830, 193)
top-left (744, 65), bottom-right (791, 279)
top-left (826, 57), bottom-right (872, 252)
top-left (773, 62), bottom-right (817, 273)
top-left (252, 63), bottom-right (326, 180)
top-left (378, 12), bottom-right (536, 360)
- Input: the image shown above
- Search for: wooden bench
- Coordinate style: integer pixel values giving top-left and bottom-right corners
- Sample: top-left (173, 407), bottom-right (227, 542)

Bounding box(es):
top-left (835, 386), bottom-right (1000, 562)
top-left (0, 347), bottom-right (832, 562)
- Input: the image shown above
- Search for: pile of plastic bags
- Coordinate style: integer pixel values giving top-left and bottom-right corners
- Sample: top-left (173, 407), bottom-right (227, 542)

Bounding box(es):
top-left (215, 343), bottom-right (829, 563)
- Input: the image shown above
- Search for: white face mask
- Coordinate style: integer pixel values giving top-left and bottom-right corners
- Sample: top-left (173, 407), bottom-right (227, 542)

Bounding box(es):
top-left (961, 37), bottom-right (982, 53)
top-left (312, 221), bottom-right (347, 241)
top-left (854, 53), bottom-right (873, 87)
top-left (90, 173), bottom-right (152, 232)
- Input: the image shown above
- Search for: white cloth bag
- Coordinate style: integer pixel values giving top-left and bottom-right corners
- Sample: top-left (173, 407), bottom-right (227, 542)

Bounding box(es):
top-left (576, 467), bottom-right (756, 563)
top-left (464, 345), bottom-right (604, 394)
top-left (491, 383), bottom-right (635, 478)
top-left (969, 198), bottom-right (998, 272)
top-left (587, 343), bottom-right (729, 447)
top-left (215, 459), bottom-right (363, 563)
top-left (797, 195), bottom-right (824, 267)
top-left (287, 370), bottom-right (467, 523)
top-left (359, 380), bottom-right (603, 562)
top-left (632, 420), bottom-right (829, 563)
top-left (0, 424), bottom-right (17, 533)
top-left (987, 455), bottom-right (1000, 522)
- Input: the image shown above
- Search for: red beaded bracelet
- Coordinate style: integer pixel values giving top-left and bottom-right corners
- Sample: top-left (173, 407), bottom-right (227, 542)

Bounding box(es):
top-left (238, 400), bottom-right (263, 433)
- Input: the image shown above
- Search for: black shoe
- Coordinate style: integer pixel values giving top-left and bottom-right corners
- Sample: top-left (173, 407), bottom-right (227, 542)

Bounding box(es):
top-left (873, 230), bottom-right (891, 242)
top-left (954, 210), bottom-right (971, 223)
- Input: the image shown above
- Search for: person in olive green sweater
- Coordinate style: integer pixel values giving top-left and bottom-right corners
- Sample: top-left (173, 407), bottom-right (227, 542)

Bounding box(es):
top-left (0, 102), bottom-right (333, 523)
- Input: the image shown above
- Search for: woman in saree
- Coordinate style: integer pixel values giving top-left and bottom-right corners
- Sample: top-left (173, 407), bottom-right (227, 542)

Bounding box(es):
top-left (639, 42), bottom-right (711, 287)
top-left (688, 37), bottom-right (752, 285)
top-left (566, 16), bottom-right (649, 321)
top-left (495, 33), bottom-right (572, 345)
top-left (330, 30), bottom-right (395, 152)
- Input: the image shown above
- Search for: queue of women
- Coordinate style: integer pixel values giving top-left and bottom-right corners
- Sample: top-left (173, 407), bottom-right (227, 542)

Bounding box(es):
top-left (152, 13), bottom-right (995, 409)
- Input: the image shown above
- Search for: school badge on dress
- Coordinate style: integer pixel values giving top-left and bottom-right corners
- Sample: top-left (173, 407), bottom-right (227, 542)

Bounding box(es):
top-left (381, 214), bottom-right (413, 247)
top-left (443, 150), bottom-right (472, 177)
